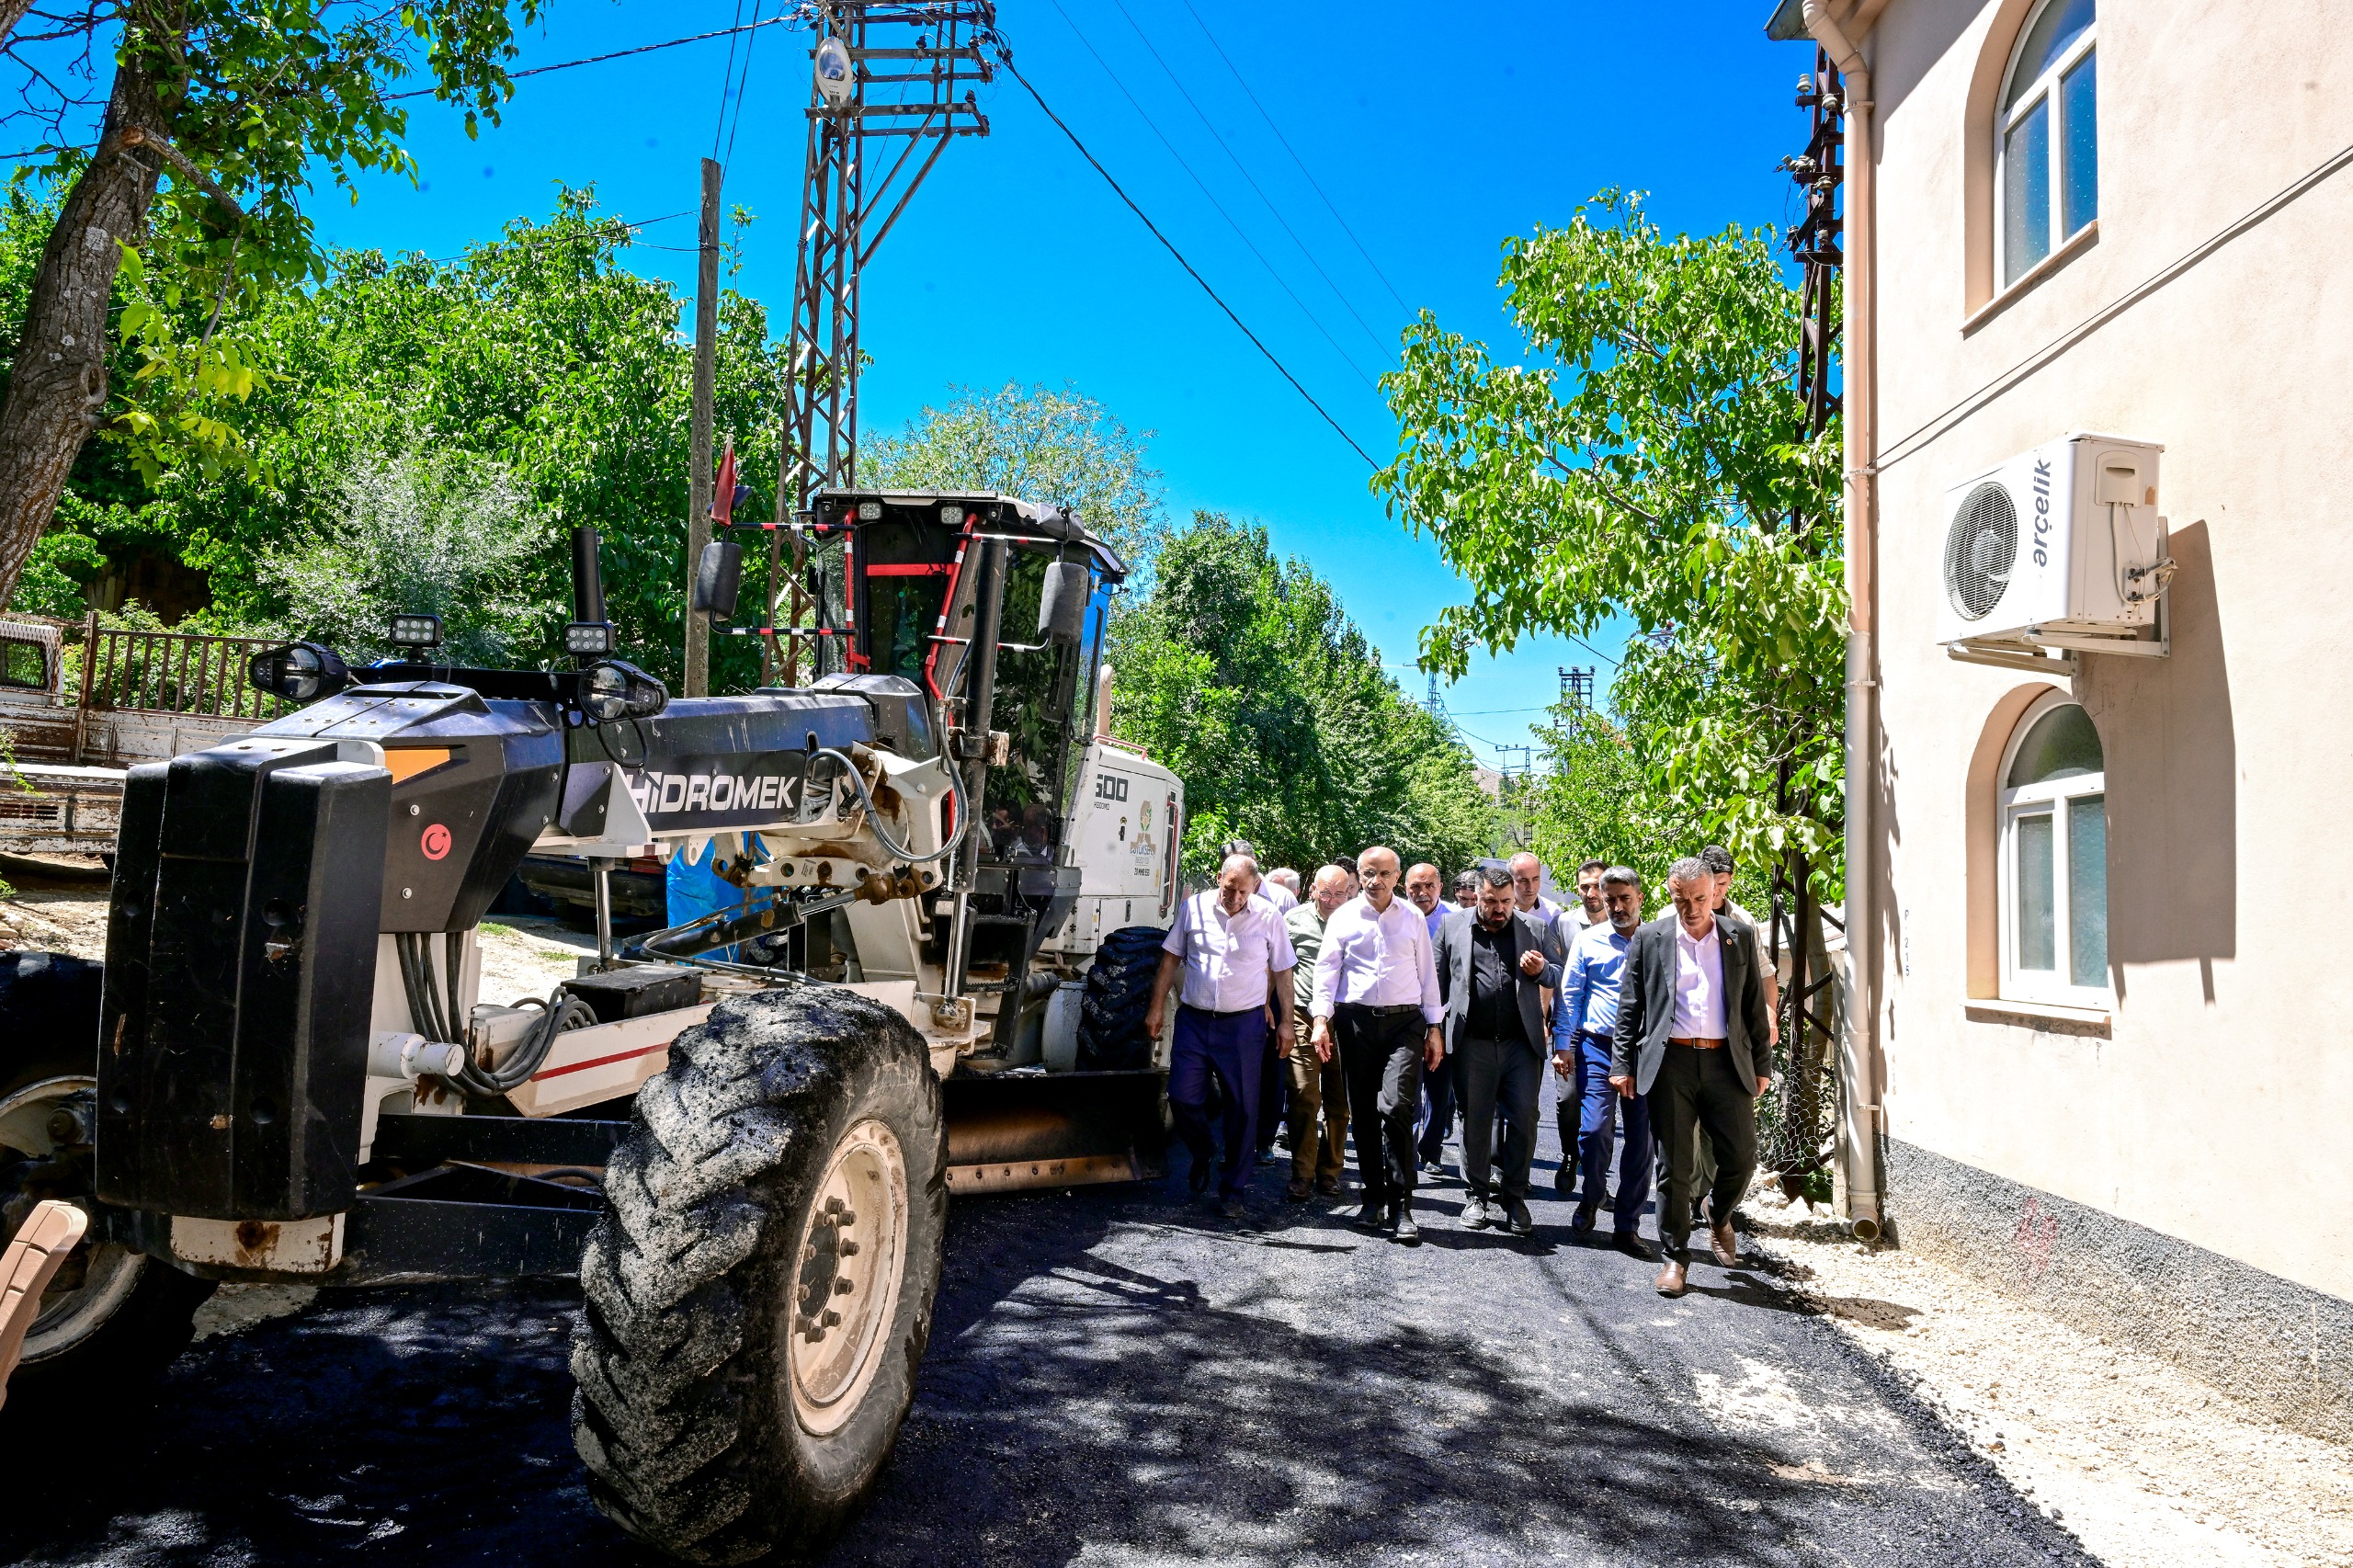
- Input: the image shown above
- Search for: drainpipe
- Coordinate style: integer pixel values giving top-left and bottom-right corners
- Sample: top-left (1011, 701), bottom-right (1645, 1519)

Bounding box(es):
top-left (1804, 0), bottom-right (1883, 1239)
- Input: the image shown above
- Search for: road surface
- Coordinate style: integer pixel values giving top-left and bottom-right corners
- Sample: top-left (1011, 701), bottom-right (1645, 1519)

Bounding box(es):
top-left (2, 1117), bottom-right (2090, 1567)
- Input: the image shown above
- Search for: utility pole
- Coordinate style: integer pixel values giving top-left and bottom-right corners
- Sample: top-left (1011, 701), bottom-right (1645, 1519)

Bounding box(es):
top-left (1558, 665), bottom-right (1594, 711)
top-left (685, 156), bottom-right (722, 697)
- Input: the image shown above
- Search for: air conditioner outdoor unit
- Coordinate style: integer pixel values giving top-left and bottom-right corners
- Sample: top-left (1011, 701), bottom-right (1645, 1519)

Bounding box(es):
top-left (1938, 433), bottom-right (2171, 663)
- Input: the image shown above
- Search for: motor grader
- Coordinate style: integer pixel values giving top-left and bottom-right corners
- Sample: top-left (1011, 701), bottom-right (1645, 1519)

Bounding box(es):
top-left (0, 490), bottom-right (1183, 1562)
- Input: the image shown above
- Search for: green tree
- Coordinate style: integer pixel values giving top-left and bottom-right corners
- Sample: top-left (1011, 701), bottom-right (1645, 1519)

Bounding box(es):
top-left (1109, 511), bottom-right (1496, 878)
top-left (863, 381), bottom-right (1166, 575)
top-left (0, 190), bottom-right (789, 687)
top-left (256, 449), bottom-right (546, 665)
top-left (1375, 188), bottom-right (1845, 902)
top-left (0, 0), bottom-right (544, 606)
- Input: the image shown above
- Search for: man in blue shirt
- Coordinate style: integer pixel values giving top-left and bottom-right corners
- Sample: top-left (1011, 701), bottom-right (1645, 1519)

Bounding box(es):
top-left (1552, 865), bottom-right (1652, 1250)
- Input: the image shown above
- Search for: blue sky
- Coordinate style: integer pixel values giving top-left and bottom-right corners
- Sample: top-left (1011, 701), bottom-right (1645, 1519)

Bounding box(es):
top-left (29, 1), bottom-right (1812, 767)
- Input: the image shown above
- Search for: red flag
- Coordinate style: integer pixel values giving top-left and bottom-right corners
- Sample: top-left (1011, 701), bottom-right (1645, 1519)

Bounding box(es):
top-left (711, 441), bottom-right (737, 526)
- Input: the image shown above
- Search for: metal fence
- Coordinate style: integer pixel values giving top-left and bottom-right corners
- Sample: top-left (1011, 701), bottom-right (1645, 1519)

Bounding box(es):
top-left (77, 622), bottom-right (297, 722)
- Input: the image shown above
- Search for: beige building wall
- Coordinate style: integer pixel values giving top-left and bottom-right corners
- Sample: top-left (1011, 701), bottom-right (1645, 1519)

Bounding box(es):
top-left (1862, 0), bottom-right (2353, 1302)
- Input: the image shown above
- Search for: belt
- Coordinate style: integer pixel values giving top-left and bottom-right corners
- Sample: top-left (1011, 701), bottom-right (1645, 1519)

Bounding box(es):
top-left (1668, 1036), bottom-right (1727, 1050)
top-left (1340, 1002), bottom-right (1426, 1018)
top-left (1180, 1003), bottom-right (1267, 1020)
top-left (1574, 1028), bottom-right (1612, 1044)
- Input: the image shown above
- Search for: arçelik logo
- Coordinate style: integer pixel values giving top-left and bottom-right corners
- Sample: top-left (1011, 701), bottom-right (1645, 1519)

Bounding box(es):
top-left (421, 823), bottom-right (453, 862)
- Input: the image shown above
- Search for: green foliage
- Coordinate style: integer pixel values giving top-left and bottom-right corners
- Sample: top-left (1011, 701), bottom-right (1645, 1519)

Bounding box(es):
top-left (864, 381), bottom-right (1166, 575)
top-left (256, 449), bottom-right (547, 665)
top-left (1375, 189), bottom-right (1845, 900)
top-left (1, 189), bottom-right (789, 686)
top-left (24, 0), bottom-right (547, 489)
top-left (1108, 511), bottom-right (1497, 879)
top-left (7, 528), bottom-right (105, 618)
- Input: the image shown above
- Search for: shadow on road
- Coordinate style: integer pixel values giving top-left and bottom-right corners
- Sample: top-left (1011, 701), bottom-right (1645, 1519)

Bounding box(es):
top-left (0, 1169), bottom-right (2071, 1568)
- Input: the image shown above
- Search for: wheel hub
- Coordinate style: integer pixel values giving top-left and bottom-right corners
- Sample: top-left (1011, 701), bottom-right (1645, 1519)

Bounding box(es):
top-left (785, 1117), bottom-right (908, 1437)
top-left (0, 1074), bottom-right (144, 1362)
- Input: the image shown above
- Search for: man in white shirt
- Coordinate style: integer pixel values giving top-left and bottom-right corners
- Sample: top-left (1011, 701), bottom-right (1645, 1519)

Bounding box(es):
top-left (1262, 867), bottom-right (1302, 913)
top-left (1147, 855), bottom-right (1298, 1217)
top-left (1608, 857), bottom-right (1775, 1297)
top-left (1310, 846), bottom-right (1443, 1244)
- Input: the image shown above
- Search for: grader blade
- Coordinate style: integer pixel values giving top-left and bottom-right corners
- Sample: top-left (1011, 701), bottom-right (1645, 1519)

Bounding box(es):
top-left (941, 1070), bottom-right (1168, 1194)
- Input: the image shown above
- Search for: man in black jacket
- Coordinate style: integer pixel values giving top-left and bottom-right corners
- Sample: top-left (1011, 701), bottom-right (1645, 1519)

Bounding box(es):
top-left (1433, 866), bottom-right (1556, 1234)
top-left (1608, 856), bottom-right (1775, 1296)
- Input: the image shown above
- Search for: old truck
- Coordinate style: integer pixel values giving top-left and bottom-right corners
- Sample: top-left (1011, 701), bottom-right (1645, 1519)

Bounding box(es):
top-left (0, 492), bottom-right (1184, 1562)
top-left (0, 615), bottom-right (290, 859)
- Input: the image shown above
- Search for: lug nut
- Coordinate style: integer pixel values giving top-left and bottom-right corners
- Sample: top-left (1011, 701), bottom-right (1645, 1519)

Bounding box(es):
top-left (835, 1278), bottom-right (854, 1295)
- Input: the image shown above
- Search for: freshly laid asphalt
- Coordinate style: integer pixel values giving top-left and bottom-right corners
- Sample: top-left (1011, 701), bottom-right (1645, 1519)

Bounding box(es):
top-left (2, 1102), bottom-right (2095, 1567)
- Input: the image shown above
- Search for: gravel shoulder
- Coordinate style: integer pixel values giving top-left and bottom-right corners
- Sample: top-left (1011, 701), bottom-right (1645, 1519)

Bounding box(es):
top-left (1741, 1187), bottom-right (2353, 1568)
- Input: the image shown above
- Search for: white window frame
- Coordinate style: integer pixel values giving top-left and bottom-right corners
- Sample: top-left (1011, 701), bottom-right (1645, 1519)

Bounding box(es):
top-left (1996, 690), bottom-right (2110, 1006)
top-left (1995, 0), bottom-right (2097, 290)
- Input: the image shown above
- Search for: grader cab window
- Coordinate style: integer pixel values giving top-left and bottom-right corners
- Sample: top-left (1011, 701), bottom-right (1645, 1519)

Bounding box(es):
top-left (982, 546), bottom-right (1091, 868)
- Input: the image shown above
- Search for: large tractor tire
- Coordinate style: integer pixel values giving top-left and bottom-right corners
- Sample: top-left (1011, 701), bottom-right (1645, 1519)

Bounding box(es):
top-left (0, 951), bottom-right (213, 1437)
top-left (572, 986), bottom-right (948, 1564)
top-left (1074, 925), bottom-right (1168, 1072)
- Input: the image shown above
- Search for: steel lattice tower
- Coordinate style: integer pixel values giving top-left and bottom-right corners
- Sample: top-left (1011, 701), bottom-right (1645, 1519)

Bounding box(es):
top-left (765, 1), bottom-right (995, 683)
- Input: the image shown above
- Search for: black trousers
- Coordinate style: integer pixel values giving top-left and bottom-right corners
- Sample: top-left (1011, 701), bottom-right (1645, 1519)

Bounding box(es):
top-left (1336, 1004), bottom-right (1427, 1201)
top-left (1455, 1034), bottom-right (1541, 1200)
top-left (1645, 1042), bottom-right (1758, 1264)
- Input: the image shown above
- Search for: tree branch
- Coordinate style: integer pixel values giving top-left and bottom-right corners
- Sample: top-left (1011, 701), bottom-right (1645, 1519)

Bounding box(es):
top-left (116, 124), bottom-right (247, 223)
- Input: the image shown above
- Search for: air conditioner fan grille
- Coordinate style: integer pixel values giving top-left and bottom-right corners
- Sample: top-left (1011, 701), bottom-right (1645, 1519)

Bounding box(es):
top-left (1943, 481), bottom-right (2018, 621)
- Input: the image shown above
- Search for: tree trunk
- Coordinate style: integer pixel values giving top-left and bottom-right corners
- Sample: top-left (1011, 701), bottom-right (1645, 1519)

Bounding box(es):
top-left (0, 51), bottom-right (166, 608)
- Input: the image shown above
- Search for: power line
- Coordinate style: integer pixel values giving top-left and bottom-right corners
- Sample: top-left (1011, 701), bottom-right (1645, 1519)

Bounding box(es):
top-left (710, 0), bottom-right (751, 159)
top-left (383, 15), bottom-right (806, 101)
top-left (1106, 0), bottom-right (1392, 358)
top-left (720, 0), bottom-right (771, 180)
top-left (993, 47), bottom-right (1379, 472)
top-left (1041, 0), bottom-right (1383, 394)
top-left (1174, 0), bottom-right (1411, 316)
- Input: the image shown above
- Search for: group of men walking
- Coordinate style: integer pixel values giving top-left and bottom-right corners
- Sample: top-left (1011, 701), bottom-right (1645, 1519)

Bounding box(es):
top-left (1146, 842), bottom-right (1778, 1296)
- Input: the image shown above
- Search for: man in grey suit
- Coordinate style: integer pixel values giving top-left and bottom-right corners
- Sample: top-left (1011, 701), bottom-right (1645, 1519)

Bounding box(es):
top-left (1608, 856), bottom-right (1776, 1296)
top-left (1434, 865), bottom-right (1557, 1234)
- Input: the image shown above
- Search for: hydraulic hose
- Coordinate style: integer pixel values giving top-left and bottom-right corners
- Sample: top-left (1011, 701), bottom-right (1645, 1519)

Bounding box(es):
top-left (806, 745), bottom-right (968, 867)
top-left (396, 932), bottom-right (597, 1098)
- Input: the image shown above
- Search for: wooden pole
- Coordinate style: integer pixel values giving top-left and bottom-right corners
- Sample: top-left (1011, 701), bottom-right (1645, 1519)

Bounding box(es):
top-left (685, 157), bottom-right (722, 697)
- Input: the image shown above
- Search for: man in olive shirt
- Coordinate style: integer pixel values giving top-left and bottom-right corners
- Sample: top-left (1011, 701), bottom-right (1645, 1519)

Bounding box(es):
top-left (1281, 866), bottom-right (1353, 1201)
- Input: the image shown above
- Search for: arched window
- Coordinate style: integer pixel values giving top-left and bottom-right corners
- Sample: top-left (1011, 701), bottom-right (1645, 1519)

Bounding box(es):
top-left (1997, 0), bottom-right (2097, 288)
top-left (1998, 692), bottom-right (2109, 1004)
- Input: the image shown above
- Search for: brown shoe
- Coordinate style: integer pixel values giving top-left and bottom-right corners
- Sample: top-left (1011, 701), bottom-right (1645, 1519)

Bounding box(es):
top-left (1315, 1176), bottom-right (1341, 1198)
top-left (1709, 1221), bottom-right (1740, 1269)
top-left (1284, 1177), bottom-right (1313, 1203)
top-left (1654, 1259), bottom-right (1688, 1297)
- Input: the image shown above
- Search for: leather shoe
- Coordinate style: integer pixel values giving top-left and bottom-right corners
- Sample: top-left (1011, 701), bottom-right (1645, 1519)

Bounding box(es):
top-left (1461, 1194), bottom-right (1495, 1231)
top-left (1221, 1198), bottom-right (1248, 1220)
top-left (1315, 1176), bottom-right (1342, 1198)
top-left (1570, 1204), bottom-right (1598, 1239)
top-left (1613, 1231), bottom-right (1651, 1260)
top-left (1504, 1198), bottom-right (1534, 1237)
top-left (1710, 1221), bottom-right (1740, 1269)
top-left (1552, 1164), bottom-right (1575, 1196)
top-left (1392, 1201), bottom-right (1422, 1245)
top-left (1284, 1177), bottom-right (1313, 1203)
top-left (1350, 1199), bottom-right (1389, 1232)
top-left (1654, 1259), bottom-right (1688, 1296)
top-left (1188, 1157), bottom-right (1214, 1196)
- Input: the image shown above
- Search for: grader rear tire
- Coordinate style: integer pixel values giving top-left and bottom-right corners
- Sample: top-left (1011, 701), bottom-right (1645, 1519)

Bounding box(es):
top-left (571, 986), bottom-right (948, 1564)
top-left (0, 951), bottom-right (213, 1440)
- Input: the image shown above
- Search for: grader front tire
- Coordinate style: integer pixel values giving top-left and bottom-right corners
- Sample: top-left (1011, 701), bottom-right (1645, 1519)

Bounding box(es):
top-left (571, 987), bottom-right (948, 1564)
